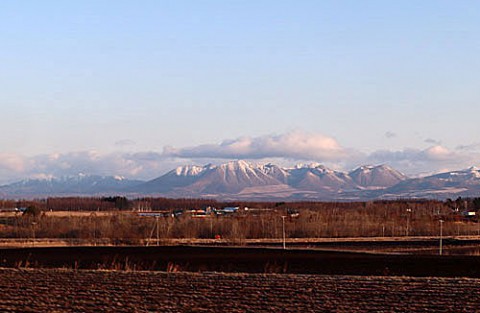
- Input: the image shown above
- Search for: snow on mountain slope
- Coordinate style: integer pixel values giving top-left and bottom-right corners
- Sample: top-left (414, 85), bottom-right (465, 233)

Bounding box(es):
top-left (349, 165), bottom-right (406, 189)
top-left (137, 164), bottom-right (213, 193)
top-left (136, 161), bottom-right (404, 197)
top-left (382, 167), bottom-right (480, 198)
top-left (174, 164), bottom-right (210, 176)
top-left (4, 160), bottom-right (480, 200)
top-left (258, 163), bottom-right (289, 183)
top-left (138, 161), bottom-right (361, 196)
top-left (286, 164), bottom-right (357, 191)
top-left (426, 167), bottom-right (480, 183)
top-left (0, 174), bottom-right (142, 197)
top-left (176, 160), bottom-right (283, 194)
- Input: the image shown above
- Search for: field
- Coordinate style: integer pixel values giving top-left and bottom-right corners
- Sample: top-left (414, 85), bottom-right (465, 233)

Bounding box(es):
top-left (1, 268), bottom-right (480, 312)
top-left (2, 239), bottom-right (480, 312)
top-left (3, 245), bottom-right (480, 277)
top-left (2, 198), bottom-right (480, 312)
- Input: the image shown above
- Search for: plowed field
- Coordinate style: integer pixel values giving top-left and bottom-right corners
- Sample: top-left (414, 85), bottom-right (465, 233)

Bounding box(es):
top-left (1, 268), bottom-right (479, 312)
top-left (3, 246), bottom-right (480, 277)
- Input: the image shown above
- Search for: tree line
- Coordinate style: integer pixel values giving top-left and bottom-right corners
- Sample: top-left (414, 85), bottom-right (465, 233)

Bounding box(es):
top-left (4, 196), bottom-right (478, 212)
top-left (1, 196), bottom-right (480, 243)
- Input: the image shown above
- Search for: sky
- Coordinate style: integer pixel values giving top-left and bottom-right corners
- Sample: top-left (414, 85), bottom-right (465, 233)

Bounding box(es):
top-left (1, 1), bottom-right (480, 184)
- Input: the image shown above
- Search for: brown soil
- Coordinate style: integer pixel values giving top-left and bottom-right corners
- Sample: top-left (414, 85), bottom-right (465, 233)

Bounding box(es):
top-left (2, 246), bottom-right (480, 277)
top-left (0, 268), bottom-right (479, 312)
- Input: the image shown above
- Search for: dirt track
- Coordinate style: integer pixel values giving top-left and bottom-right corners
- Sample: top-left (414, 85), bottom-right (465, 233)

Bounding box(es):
top-left (1, 268), bottom-right (479, 312)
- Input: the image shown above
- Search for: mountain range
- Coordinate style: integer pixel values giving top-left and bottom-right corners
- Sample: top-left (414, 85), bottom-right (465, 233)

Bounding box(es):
top-left (1, 160), bottom-right (480, 200)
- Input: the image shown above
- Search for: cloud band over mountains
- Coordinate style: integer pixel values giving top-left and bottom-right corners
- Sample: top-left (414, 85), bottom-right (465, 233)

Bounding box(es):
top-left (163, 131), bottom-right (349, 161)
top-left (0, 131), bottom-right (479, 184)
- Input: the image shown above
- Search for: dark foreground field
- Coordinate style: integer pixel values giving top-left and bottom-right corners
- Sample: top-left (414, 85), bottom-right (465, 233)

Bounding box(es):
top-left (1, 268), bottom-right (479, 312)
top-left (3, 245), bottom-right (480, 277)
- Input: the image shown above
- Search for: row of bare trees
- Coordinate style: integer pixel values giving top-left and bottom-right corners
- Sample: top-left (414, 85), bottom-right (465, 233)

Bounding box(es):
top-left (5, 196), bottom-right (478, 212)
top-left (1, 197), bottom-right (480, 243)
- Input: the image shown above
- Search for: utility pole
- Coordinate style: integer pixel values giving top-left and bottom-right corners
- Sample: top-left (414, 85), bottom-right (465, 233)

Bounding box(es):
top-left (31, 222), bottom-right (37, 247)
top-left (93, 218), bottom-right (97, 246)
top-left (156, 216), bottom-right (160, 246)
top-left (439, 219), bottom-right (444, 256)
top-left (281, 216), bottom-right (286, 250)
top-left (406, 208), bottom-right (412, 236)
top-left (210, 217), bottom-right (213, 238)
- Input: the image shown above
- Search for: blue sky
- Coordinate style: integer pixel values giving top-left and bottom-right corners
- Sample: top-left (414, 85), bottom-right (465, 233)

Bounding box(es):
top-left (1, 1), bottom-right (479, 183)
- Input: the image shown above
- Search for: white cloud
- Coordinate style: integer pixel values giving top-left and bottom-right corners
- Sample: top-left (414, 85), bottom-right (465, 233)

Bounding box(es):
top-left (365, 145), bottom-right (478, 176)
top-left (1, 133), bottom-right (480, 184)
top-left (163, 130), bottom-right (348, 161)
top-left (0, 151), bottom-right (177, 185)
top-left (424, 145), bottom-right (452, 160)
top-left (0, 154), bottom-right (30, 184)
top-left (0, 153), bottom-right (26, 172)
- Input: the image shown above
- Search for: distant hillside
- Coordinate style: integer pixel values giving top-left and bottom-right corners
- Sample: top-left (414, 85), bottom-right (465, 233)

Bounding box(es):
top-left (0, 174), bottom-right (142, 198)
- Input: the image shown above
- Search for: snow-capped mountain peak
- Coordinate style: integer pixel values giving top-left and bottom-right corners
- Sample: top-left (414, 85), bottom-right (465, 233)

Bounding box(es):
top-left (0, 174), bottom-right (142, 197)
top-left (174, 165), bottom-right (206, 176)
top-left (220, 160), bottom-right (252, 172)
top-left (5, 161), bottom-right (480, 200)
top-left (468, 166), bottom-right (479, 171)
top-left (349, 164), bottom-right (406, 188)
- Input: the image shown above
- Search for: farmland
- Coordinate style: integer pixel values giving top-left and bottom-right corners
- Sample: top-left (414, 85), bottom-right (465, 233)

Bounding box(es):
top-left (1, 268), bottom-right (480, 312)
top-left (2, 197), bottom-right (480, 311)
top-left (3, 245), bottom-right (480, 277)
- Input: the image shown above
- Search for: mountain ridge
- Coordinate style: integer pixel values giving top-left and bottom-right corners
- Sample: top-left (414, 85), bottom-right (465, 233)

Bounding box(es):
top-left (1, 160), bottom-right (480, 200)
